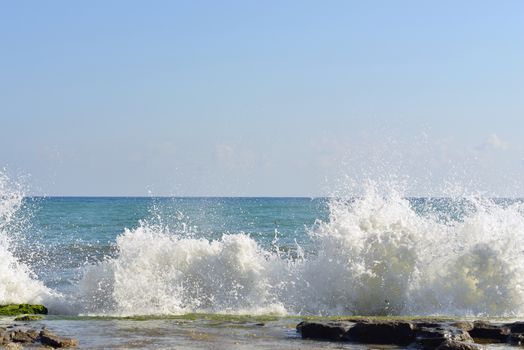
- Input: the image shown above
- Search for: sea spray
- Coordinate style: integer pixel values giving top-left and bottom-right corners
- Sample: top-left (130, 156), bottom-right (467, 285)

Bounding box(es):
top-left (72, 186), bottom-right (524, 316)
top-left (0, 172), bottom-right (53, 305)
top-left (299, 185), bottom-right (524, 316)
top-left (411, 197), bottom-right (524, 316)
top-left (75, 184), bottom-right (524, 317)
top-left (78, 222), bottom-right (287, 316)
top-left (291, 185), bottom-right (424, 316)
top-left (2, 170), bottom-right (524, 317)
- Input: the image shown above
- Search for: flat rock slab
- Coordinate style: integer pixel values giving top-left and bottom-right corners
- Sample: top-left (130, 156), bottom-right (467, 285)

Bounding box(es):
top-left (416, 325), bottom-right (473, 349)
top-left (296, 319), bottom-right (524, 349)
top-left (0, 326), bottom-right (78, 348)
top-left (436, 340), bottom-right (483, 350)
top-left (40, 330), bottom-right (79, 348)
top-left (508, 322), bottom-right (524, 334)
top-left (469, 321), bottom-right (510, 342)
top-left (297, 321), bottom-right (351, 341)
top-left (345, 321), bottom-right (416, 345)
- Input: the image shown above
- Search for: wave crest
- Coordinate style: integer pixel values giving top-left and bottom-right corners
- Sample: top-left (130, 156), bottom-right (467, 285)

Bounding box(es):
top-left (77, 186), bottom-right (524, 317)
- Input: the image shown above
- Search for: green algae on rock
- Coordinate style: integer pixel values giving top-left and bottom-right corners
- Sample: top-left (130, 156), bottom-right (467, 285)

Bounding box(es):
top-left (0, 304), bottom-right (48, 316)
top-left (13, 315), bottom-right (44, 321)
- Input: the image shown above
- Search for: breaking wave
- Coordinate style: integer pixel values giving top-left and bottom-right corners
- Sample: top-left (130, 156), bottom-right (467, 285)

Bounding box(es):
top-left (0, 172), bottom-right (55, 306)
top-left (76, 184), bottom-right (524, 317)
top-left (2, 171), bottom-right (524, 317)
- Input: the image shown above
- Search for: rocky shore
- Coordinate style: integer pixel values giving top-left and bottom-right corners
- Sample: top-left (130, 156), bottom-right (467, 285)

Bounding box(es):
top-left (0, 304), bottom-right (77, 349)
top-left (6, 303), bottom-right (524, 349)
top-left (297, 319), bottom-right (524, 349)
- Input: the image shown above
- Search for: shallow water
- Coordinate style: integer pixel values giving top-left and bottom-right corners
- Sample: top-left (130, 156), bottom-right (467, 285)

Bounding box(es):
top-left (2, 315), bottom-right (521, 350)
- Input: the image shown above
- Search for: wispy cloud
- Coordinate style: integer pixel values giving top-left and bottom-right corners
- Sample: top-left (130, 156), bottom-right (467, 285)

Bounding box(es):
top-left (480, 134), bottom-right (509, 151)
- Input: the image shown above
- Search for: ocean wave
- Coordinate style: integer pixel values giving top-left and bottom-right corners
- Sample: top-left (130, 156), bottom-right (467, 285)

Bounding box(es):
top-left (2, 171), bottom-right (524, 317)
top-left (0, 172), bottom-right (55, 306)
top-left (76, 185), bottom-right (524, 317)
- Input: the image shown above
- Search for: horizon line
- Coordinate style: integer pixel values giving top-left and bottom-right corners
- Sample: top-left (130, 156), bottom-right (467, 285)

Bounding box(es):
top-left (23, 195), bottom-right (524, 200)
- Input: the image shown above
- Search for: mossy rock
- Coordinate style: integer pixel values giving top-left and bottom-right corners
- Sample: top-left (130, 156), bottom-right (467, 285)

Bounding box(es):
top-left (0, 304), bottom-right (48, 316)
top-left (13, 314), bottom-right (44, 321)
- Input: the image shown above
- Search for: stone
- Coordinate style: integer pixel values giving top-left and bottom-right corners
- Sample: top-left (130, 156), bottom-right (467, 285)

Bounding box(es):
top-left (0, 304), bottom-right (48, 316)
top-left (435, 340), bottom-right (482, 350)
top-left (26, 329), bottom-right (40, 340)
top-left (416, 322), bottom-right (447, 328)
top-left (40, 330), bottom-right (78, 348)
top-left (3, 342), bottom-right (23, 350)
top-left (14, 314), bottom-right (44, 322)
top-left (343, 317), bottom-right (373, 323)
top-left (0, 330), bottom-right (9, 345)
top-left (345, 321), bottom-right (416, 345)
top-left (508, 333), bottom-right (524, 345)
top-left (297, 321), bottom-right (351, 341)
top-left (413, 318), bottom-right (454, 326)
top-left (10, 329), bottom-right (35, 343)
top-left (451, 322), bottom-right (474, 332)
top-left (415, 326), bottom-right (473, 350)
top-left (468, 321), bottom-right (509, 342)
top-left (507, 321), bottom-right (524, 334)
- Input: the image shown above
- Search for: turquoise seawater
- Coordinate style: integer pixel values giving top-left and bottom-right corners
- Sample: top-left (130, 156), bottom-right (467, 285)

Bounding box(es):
top-left (20, 197), bottom-right (328, 292)
top-left (10, 196), bottom-right (523, 304)
top-left (18, 196), bottom-right (500, 294)
top-left (2, 188), bottom-right (524, 349)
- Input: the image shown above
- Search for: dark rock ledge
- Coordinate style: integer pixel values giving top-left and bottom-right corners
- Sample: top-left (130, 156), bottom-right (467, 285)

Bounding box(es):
top-left (1, 304), bottom-right (78, 348)
top-left (0, 325), bottom-right (78, 349)
top-left (297, 319), bottom-right (524, 349)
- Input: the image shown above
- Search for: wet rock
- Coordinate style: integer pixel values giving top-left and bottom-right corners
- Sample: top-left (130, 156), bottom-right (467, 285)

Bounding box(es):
top-left (451, 322), bottom-right (474, 332)
top-left (468, 321), bottom-right (509, 342)
top-left (0, 330), bottom-right (9, 345)
top-left (297, 321), bottom-right (351, 341)
top-left (0, 328), bottom-right (7, 336)
top-left (40, 330), bottom-right (78, 348)
top-left (345, 321), bottom-right (416, 345)
top-left (413, 318), bottom-right (454, 326)
top-left (0, 304), bottom-right (48, 316)
top-left (3, 342), bottom-right (23, 350)
top-left (343, 317), bottom-right (373, 323)
top-left (416, 322), bottom-right (447, 328)
top-left (435, 340), bottom-right (482, 350)
top-left (26, 329), bottom-right (40, 340)
top-left (14, 315), bottom-right (44, 322)
top-left (294, 318), bottom-right (524, 347)
top-left (507, 321), bottom-right (524, 334)
top-left (508, 333), bottom-right (524, 345)
top-left (10, 329), bottom-right (35, 343)
top-left (415, 326), bottom-right (473, 350)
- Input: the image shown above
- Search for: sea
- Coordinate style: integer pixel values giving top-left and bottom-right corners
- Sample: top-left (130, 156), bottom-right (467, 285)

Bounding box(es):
top-left (1, 173), bottom-right (524, 349)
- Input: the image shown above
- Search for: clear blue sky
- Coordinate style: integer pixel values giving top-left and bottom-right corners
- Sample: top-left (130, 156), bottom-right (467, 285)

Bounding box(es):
top-left (1, 1), bottom-right (523, 196)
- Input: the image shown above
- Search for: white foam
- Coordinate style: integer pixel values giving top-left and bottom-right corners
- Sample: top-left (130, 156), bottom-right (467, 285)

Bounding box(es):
top-left (3, 169), bottom-right (524, 317)
top-left (76, 184), bottom-right (524, 317)
top-left (297, 186), bottom-right (524, 316)
top-left (78, 223), bottom-right (287, 316)
top-left (0, 172), bottom-right (55, 306)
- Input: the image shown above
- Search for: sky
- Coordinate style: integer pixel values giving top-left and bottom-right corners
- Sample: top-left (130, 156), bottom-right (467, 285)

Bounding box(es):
top-left (0, 0), bottom-right (523, 196)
